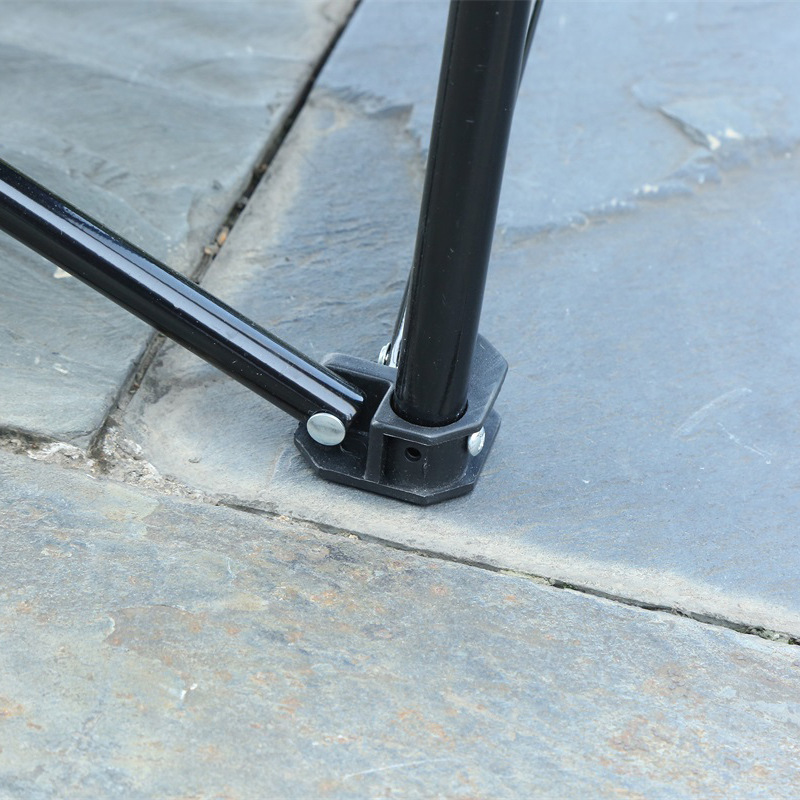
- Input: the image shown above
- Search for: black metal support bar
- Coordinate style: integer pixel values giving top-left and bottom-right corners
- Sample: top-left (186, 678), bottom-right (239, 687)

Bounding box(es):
top-left (393, 0), bottom-right (532, 426)
top-left (0, 158), bottom-right (364, 427)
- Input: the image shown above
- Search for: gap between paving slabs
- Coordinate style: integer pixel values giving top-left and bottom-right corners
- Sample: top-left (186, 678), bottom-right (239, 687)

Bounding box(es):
top-left (10, 430), bottom-right (800, 653)
top-left (82, 0), bottom-right (365, 461)
top-left (1, 1), bottom-right (363, 462)
top-left (0, 0), bottom-right (359, 446)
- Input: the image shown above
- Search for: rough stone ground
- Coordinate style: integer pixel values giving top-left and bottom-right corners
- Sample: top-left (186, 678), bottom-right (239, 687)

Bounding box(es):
top-left (3, 449), bottom-right (800, 799)
top-left (2, 1), bottom-right (800, 797)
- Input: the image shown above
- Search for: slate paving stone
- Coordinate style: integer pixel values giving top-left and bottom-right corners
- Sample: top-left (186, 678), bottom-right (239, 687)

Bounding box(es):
top-left (0, 0), bottom-right (355, 443)
top-left (322, 0), bottom-right (800, 232)
top-left (1, 449), bottom-right (799, 799)
top-left (118, 0), bottom-right (800, 636)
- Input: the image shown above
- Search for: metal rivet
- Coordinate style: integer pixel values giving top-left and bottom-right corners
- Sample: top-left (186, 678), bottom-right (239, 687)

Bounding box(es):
top-left (467, 427), bottom-right (486, 456)
top-left (307, 412), bottom-right (346, 446)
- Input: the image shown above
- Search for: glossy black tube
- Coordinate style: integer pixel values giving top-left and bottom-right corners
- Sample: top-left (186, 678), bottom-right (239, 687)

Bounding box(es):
top-left (393, 0), bottom-right (532, 426)
top-left (0, 159), bottom-right (364, 425)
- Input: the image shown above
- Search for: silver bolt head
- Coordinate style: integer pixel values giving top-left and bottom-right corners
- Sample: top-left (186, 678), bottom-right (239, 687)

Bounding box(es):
top-left (307, 412), bottom-right (346, 446)
top-left (378, 342), bottom-right (391, 364)
top-left (467, 427), bottom-right (486, 456)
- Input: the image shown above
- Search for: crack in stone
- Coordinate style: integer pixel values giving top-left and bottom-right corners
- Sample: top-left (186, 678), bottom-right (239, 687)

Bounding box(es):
top-left (210, 499), bottom-right (800, 650)
top-left (2, 427), bottom-right (798, 649)
top-left (83, 0), bottom-right (364, 463)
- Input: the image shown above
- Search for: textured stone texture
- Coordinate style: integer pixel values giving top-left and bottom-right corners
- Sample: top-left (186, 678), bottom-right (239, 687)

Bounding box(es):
top-left (0, 0), bottom-right (355, 443)
top-left (323, 0), bottom-right (800, 232)
top-left (120, 0), bottom-right (800, 635)
top-left (2, 449), bottom-right (800, 799)
top-left (3, 2), bottom-right (800, 792)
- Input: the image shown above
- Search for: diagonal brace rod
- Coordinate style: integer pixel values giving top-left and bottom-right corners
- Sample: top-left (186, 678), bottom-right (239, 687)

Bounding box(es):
top-left (0, 158), bottom-right (364, 427)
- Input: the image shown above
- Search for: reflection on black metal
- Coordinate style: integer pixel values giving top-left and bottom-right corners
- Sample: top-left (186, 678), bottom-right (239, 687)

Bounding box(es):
top-left (0, 159), bottom-right (364, 427)
top-left (393, 0), bottom-right (533, 427)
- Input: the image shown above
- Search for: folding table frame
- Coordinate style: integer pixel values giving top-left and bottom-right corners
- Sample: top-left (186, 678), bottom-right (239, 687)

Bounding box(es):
top-left (0, 0), bottom-right (542, 504)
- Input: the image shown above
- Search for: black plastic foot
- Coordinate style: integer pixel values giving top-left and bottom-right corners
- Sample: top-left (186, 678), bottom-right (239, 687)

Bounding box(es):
top-left (295, 336), bottom-right (507, 505)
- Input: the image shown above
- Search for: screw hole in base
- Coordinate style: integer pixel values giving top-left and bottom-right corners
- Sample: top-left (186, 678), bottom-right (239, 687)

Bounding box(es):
top-left (405, 447), bottom-right (422, 462)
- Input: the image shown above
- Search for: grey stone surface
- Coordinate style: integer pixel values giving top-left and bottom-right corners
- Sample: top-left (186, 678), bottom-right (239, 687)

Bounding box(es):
top-left (119, 0), bottom-right (800, 636)
top-left (0, 0), bottom-right (355, 443)
top-left (5, 2), bottom-right (800, 794)
top-left (2, 448), bottom-right (800, 799)
top-left (323, 0), bottom-right (800, 233)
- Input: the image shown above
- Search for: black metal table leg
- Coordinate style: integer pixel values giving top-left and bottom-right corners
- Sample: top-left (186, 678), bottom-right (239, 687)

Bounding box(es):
top-left (297, 0), bottom-right (537, 503)
top-left (1, 0), bottom-right (543, 504)
top-left (393, 0), bottom-right (532, 427)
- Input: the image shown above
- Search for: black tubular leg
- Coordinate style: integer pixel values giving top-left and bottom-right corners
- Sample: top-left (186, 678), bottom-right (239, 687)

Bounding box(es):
top-left (295, 0), bottom-right (542, 503)
top-left (0, 159), bottom-right (364, 427)
top-left (393, 0), bottom-right (532, 427)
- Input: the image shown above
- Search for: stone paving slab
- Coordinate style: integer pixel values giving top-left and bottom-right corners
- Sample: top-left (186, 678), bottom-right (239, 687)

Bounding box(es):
top-left (118, 0), bottom-right (800, 636)
top-left (2, 449), bottom-right (800, 799)
top-left (115, 3), bottom-right (800, 635)
top-left (0, 0), bottom-right (355, 443)
top-left (323, 0), bottom-right (800, 232)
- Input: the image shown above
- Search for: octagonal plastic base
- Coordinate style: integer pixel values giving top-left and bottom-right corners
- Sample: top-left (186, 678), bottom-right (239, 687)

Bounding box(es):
top-left (295, 336), bottom-right (506, 505)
